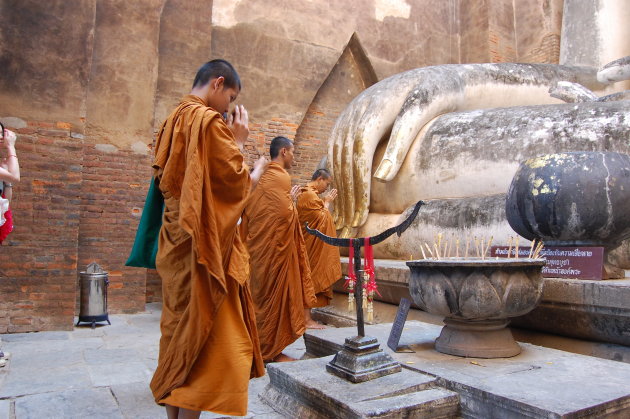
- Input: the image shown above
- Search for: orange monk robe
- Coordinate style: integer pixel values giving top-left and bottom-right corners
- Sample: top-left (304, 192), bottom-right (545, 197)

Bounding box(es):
top-left (242, 162), bottom-right (317, 361)
top-left (149, 95), bottom-right (264, 416)
top-left (297, 184), bottom-right (342, 307)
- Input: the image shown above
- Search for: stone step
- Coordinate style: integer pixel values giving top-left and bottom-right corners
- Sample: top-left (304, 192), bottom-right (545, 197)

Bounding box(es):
top-left (304, 322), bottom-right (630, 418)
top-left (260, 355), bottom-right (460, 418)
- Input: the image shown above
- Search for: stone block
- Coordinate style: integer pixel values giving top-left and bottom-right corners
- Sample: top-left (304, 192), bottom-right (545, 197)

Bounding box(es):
top-left (0, 364), bottom-right (92, 398)
top-left (305, 322), bottom-right (630, 418)
top-left (83, 348), bottom-right (139, 365)
top-left (87, 361), bottom-right (152, 387)
top-left (111, 382), bottom-right (164, 419)
top-left (261, 355), bottom-right (459, 418)
top-left (513, 277), bottom-right (630, 346)
top-left (14, 388), bottom-right (122, 419)
top-left (0, 400), bottom-right (10, 419)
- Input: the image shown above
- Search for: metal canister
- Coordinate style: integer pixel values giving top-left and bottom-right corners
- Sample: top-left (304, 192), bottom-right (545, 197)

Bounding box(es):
top-left (76, 262), bottom-right (111, 328)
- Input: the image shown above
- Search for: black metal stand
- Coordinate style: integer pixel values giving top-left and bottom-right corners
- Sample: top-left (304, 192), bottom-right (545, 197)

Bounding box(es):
top-left (306, 200), bottom-right (423, 382)
top-left (76, 314), bottom-right (111, 329)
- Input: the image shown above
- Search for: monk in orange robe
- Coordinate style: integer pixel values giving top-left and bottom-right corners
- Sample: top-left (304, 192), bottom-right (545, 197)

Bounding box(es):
top-left (297, 168), bottom-right (342, 328)
top-left (242, 136), bottom-right (317, 363)
top-left (149, 60), bottom-right (267, 419)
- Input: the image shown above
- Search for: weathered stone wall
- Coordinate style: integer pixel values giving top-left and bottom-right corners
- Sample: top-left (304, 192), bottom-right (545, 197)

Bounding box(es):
top-left (77, 0), bottom-right (164, 316)
top-left (460, 0), bottom-right (563, 64)
top-left (0, 0), bottom-right (96, 126)
top-left (516, 0), bottom-right (563, 63)
top-left (560, 0), bottom-right (630, 92)
top-left (0, 0), bottom-right (576, 331)
top-left (292, 34), bottom-right (378, 186)
top-left (217, 0), bottom-right (566, 183)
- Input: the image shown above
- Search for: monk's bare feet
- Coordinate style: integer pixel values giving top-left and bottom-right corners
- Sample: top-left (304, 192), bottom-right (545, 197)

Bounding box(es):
top-left (304, 308), bottom-right (326, 329)
top-left (272, 353), bottom-right (297, 362)
top-left (305, 320), bottom-right (326, 329)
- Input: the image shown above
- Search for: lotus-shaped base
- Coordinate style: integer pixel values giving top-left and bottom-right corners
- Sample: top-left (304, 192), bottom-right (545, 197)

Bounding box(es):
top-left (406, 258), bottom-right (545, 358)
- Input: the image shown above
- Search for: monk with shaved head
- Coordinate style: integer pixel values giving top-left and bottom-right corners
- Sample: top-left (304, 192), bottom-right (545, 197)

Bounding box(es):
top-left (242, 136), bottom-right (317, 362)
top-left (297, 168), bottom-right (341, 328)
top-left (150, 59), bottom-right (267, 419)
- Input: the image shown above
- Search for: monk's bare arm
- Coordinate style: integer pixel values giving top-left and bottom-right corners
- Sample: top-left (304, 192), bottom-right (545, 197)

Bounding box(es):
top-left (250, 157), bottom-right (268, 191)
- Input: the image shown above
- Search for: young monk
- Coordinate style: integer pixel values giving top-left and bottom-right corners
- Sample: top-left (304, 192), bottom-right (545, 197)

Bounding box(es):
top-left (149, 59), bottom-right (267, 419)
top-left (242, 136), bottom-right (317, 362)
top-left (297, 168), bottom-right (342, 329)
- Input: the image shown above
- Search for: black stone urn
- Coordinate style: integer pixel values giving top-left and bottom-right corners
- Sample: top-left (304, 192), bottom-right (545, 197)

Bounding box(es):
top-left (506, 152), bottom-right (630, 278)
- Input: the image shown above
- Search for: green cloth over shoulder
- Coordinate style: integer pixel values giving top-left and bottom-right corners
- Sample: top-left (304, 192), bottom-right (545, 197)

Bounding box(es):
top-left (126, 177), bottom-right (164, 269)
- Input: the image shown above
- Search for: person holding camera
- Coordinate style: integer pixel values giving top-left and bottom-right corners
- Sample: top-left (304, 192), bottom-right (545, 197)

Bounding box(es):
top-left (0, 122), bottom-right (20, 194)
top-left (0, 122), bottom-right (18, 364)
top-left (0, 123), bottom-right (19, 245)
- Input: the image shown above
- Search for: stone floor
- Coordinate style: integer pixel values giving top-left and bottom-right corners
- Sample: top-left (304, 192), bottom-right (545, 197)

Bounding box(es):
top-left (1, 297), bottom-right (630, 418)
top-left (0, 303), bottom-right (306, 419)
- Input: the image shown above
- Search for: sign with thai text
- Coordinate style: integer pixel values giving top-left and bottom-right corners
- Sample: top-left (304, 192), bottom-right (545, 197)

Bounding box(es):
top-left (491, 246), bottom-right (604, 280)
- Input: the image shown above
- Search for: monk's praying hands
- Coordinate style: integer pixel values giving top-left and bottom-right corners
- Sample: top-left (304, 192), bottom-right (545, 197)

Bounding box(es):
top-left (290, 184), bottom-right (302, 201)
top-left (227, 104), bottom-right (249, 150)
top-left (324, 188), bottom-right (337, 204)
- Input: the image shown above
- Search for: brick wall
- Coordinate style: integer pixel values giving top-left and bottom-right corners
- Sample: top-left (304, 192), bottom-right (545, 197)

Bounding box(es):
top-left (292, 103), bottom-right (339, 186)
top-left (145, 269), bottom-right (161, 303)
top-left (77, 144), bottom-right (152, 314)
top-left (0, 116), bottom-right (154, 332)
top-left (521, 33), bottom-right (561, 64)
top-left (244, 116), bottom-right (300, 167)
top-left (0, 118), bottom-right (83, 332)
top-left (243, 109), bottom-right (339, 188)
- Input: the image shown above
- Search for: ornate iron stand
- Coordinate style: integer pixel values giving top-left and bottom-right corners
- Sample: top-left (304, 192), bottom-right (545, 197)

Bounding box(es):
top-left (306, 200), bottom-right (423, 382)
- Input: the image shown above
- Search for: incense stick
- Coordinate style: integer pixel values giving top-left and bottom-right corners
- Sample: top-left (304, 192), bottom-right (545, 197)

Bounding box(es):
top-left (533, 240), bottom-right (544, 259)
top-left (424, 242), bottom-right (434, 259)
top-left (464, 235), bottom-right (470, 258)
top-left (484, 236), bottom-right (493, 259)
top-left (528, 239), bottom-right (536, 259)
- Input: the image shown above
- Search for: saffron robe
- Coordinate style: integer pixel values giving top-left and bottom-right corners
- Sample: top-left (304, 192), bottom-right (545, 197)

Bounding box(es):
top-left (149, 95), bottom-right (264, 415)
top-left (242, 162), bottom-right (317, 361)
top-left (297, 184), bottom-right (342, 307)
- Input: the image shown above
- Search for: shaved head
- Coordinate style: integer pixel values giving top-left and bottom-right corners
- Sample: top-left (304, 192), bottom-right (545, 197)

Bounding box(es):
top-left (192, 59), bottom-right (241, 90)
top-left (311, 168), bottom-right (331, 181)
top-left (270, 136), bottom-right (294, 159)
